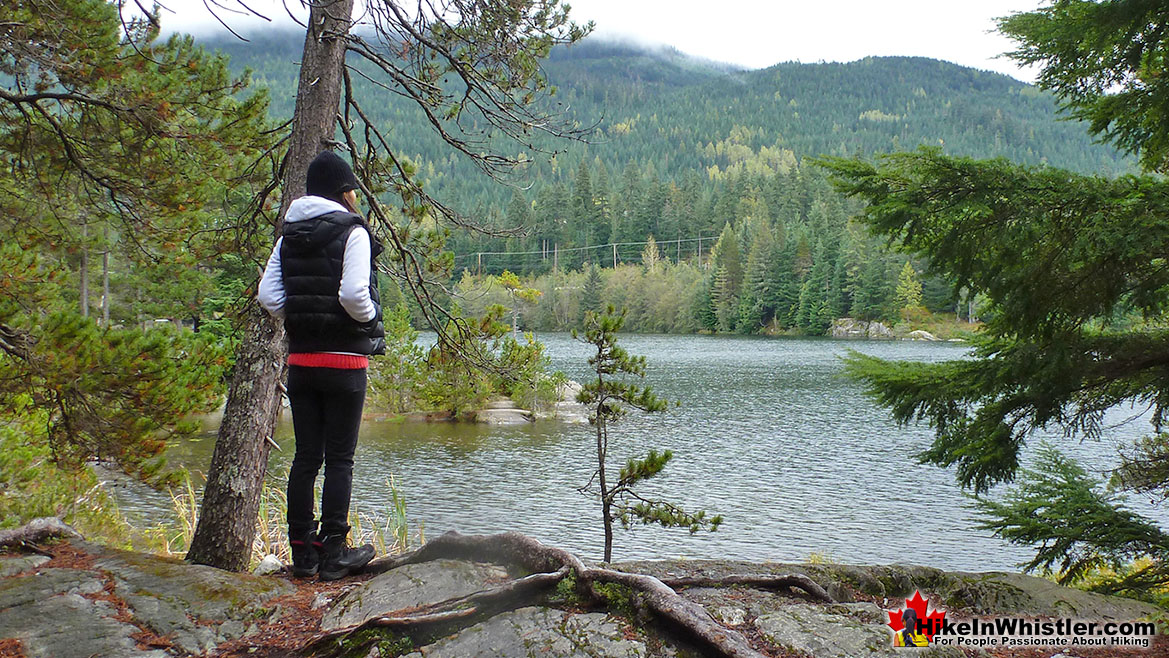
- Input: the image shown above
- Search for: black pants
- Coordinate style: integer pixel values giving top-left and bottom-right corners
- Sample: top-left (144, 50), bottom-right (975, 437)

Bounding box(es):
top-left (286, 365), bottom-right (367, 539)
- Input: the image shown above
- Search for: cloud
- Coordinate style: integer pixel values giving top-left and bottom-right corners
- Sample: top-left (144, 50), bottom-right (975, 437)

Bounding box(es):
top-left (154, 0), bottom-right (1040, 80)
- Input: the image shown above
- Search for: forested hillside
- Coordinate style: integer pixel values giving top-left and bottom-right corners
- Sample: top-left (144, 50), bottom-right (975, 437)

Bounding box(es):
top-left (206, 33), bottom-right (1132, 333)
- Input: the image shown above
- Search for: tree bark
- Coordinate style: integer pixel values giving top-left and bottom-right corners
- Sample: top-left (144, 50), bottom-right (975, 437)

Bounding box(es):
top-left (279, 0), bottom-right (355, 219)
top-left (101, 222), bottom-right (110, 328)
top-left (598, 418), bottom-right (613, 563)
top-left (79, 220), bottom-right (88, 318)
top-left (186, 0), bottom-right (354, 571)
top-left (185, 304), bottom-right (283, 570)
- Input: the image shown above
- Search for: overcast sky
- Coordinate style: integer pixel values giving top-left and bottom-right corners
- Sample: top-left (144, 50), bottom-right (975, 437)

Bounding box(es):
top-left (160, 0), bottom-right (1044, 81)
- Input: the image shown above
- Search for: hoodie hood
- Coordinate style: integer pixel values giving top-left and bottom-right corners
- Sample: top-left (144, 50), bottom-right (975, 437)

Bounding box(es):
top-left (281, 197), bottom-right (362, 253)
top-left (285, 195), bottom-right (349, 223)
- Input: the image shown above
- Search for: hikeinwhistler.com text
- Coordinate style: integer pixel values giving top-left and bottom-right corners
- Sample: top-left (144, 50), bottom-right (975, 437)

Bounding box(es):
top-left (921, 617), bottom-right (1156, 649)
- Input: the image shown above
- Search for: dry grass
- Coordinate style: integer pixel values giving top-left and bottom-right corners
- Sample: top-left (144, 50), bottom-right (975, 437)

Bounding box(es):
top-left (166, 471), bottom-right (422, 569)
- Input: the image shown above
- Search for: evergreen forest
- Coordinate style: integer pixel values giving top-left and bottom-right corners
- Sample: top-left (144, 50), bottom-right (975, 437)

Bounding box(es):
top-left (205, 33), bottom-right (1132, 335)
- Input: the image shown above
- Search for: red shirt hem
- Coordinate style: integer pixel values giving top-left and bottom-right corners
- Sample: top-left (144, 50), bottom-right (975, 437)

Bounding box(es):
top-left (288, 353), bottom-right (369, 369)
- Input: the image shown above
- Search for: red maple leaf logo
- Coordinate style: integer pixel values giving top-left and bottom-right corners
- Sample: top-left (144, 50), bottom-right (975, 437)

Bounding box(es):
top-left (886, 590), bottom-right (947, 641)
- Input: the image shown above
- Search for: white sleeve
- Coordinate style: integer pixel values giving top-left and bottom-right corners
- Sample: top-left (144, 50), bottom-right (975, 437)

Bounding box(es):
top-left (338, 227), bottom-right (377, 323)
top-left (257, 238), bottom-right (285, 318)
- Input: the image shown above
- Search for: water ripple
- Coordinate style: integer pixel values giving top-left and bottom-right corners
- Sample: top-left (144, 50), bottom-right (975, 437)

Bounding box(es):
top-left (133, 333), bottom-right (1167, 571)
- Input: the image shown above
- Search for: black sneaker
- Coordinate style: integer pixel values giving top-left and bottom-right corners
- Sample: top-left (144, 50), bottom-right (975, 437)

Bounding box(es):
top-left (317, 533), bottom-right (375, 581)
top-left (288, 529), bottom-right (319, 577)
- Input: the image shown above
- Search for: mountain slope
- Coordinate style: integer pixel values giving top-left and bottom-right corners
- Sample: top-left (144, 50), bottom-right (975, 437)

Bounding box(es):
top-left (204, 33), bottom-right (1130, 207)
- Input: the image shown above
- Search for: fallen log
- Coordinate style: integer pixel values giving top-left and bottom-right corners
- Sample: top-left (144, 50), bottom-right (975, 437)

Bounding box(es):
top-left (0, 517), bottom-right (82, 549)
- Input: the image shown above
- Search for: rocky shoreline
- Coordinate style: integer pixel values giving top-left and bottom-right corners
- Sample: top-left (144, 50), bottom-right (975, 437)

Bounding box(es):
top-left (0, 530), bottom-right (1162, 658)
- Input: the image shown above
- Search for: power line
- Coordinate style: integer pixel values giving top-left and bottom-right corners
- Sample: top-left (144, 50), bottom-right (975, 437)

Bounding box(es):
top-left (453, 235), bottom-right (713, 264)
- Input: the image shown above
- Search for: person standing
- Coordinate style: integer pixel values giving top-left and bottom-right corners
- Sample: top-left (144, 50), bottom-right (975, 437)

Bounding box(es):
top-left (258, 151), bottom-right (384, 580)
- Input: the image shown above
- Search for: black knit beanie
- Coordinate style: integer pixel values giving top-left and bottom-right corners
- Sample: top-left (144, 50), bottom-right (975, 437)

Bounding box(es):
top-left (305, 151), bottom-right (359, 199)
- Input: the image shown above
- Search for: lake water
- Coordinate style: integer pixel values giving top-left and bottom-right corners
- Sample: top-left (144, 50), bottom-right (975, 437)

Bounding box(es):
top-left (134, 333), bottom-right (1167, 570)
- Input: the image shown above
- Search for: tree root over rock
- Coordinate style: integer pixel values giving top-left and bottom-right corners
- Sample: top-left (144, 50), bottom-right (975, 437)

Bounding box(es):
top-left (660, 573), bottom-right (834, 604)
top-left (0, 517), bottom-right (82, 550)
top-left (305, 531), bottom-right (834, 657)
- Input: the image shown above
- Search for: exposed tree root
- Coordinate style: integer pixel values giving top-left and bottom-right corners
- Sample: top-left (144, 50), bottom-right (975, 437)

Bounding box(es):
top-left (306, 531), bottom-right (818, 658)
top-left (0, 517), bottom-right (82, 549)
top-left (661, 573), bottom-right (835, 604)
top-left (301, 565), bottom-right (571, 655)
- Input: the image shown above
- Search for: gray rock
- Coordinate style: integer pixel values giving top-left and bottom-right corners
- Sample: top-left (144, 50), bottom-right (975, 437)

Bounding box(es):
top-left (0, 554), bottom-right (50, 578)
top-left (79, 541), bottom-right (292, 655)
top-left (474, 407), bottom-right (532, 424)
top-left (940, 570), bottom-right (1156, 619)
top-left (0, 570), bottom-right (169, 658)
top-left (616, 559), bottom-right (1160, 656)
top-left (831, 318), bottom-right (895, 339)
top-left (217, 619), bottom-right (247, 643)
top-left (756, 602), bottom-right (960, 657)
top-left (713, 605), bottom-right (747, 626)
top-left (811, 563), bottom-right (1159, 619)
top-left (533, 401), bottom-right (591, 424)
top-left (253, 554), bottom-right (283, 576)
top-left (532, 380), bottom-right (591, 423)
top-left (557, 379), bottom-right (583, 402)
top-left (552, 401), bottom-right (591, 424)
top-left (414, 606), bottom-right (647, 658)
top-left (0, 568), bottom-right (101, 610)
top-left (323, 558), bottom-right (510, 629)
top-left (906, 330), bottom-right (939, 341)
top-left (312, 591), bottom-right (334, 609)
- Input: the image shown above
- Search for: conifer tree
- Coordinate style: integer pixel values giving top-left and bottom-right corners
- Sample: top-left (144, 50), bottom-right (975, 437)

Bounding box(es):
top-left (822, 0), bottom-right (1169, 594)
top-left (709, 223), bottom-right (742, 332)
top-left (826, 255), bottom-right (849, 320)
top-left (640, 234), bottom-right (663, 272)
top-left (579, 265), bottom-right (605, 325)
top-left (612, 160), bottom-right (641, 244)
top-left (575, 306), bottom-right (720, 562)
top-left (849, 258), bottom-right (891, 322)
top-left (593, 158), bottom-right (613, 246)
top-left (0, 0), bottom-right (272, 484)
top-left (796, 242), bottom-right (833, 334)
top-left (769, 240), bottom-right (802, 328)
top-left (894, 261), bottom-right (924, 313)
top-left (738, 219), bottom-right (776, 332)
top-left (711, 265), bottom-right (736, 333)
top-left (572, 159), bottom-right (600, 251)
top-left (694, 279), bottom-right (718, 333)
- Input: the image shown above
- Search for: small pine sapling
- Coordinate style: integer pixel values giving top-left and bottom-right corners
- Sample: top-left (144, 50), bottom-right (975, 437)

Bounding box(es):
top-left (574, 305), bottom-right (721, 562)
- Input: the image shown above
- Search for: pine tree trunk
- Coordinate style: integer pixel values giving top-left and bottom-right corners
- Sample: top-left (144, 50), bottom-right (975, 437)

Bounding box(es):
top-left (186, 0), bottom-right (354, 571)
top-left (101, 223), bottom-right (110, 328)
top-left (598, 418), bottom-right (613, 563)
top-left (79, 220), bottom-right (88, 318)
top-left (184, 304), bottom-right (283, 571)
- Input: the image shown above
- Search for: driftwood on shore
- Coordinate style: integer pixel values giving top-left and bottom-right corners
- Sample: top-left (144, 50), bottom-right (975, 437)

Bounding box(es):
top-left (307, 530), bottom-right (836, 658)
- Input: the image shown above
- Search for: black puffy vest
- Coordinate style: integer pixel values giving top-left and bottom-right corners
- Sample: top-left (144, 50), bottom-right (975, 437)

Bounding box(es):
top-left (280, 211), bottom-right (385, 355)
